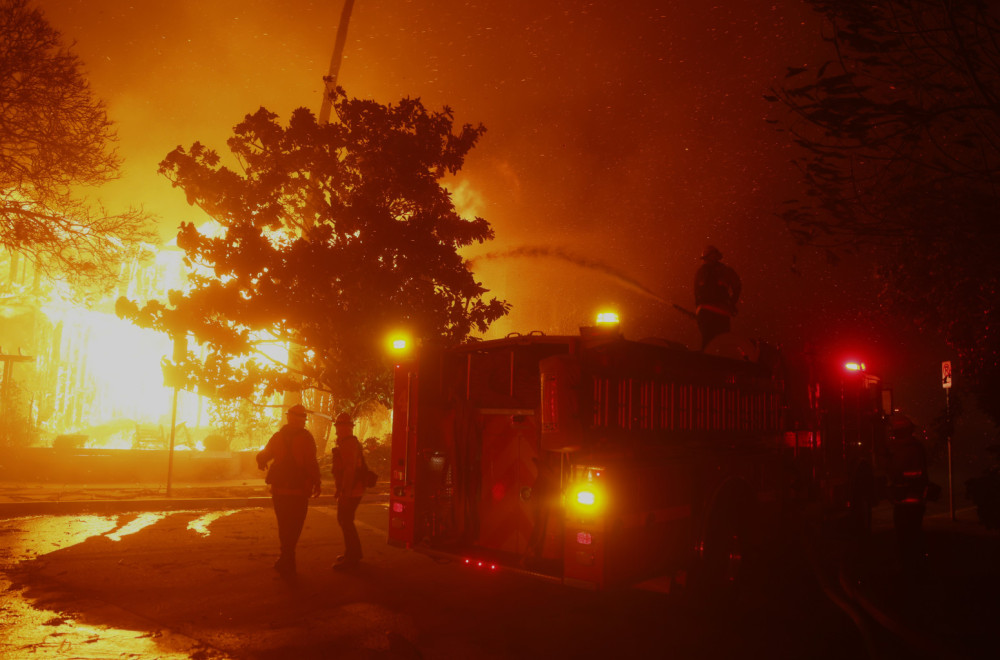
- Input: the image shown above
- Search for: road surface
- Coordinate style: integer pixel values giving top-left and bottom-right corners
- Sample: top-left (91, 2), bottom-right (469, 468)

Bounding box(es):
top-left (0, 491), bottom-right (883, 659)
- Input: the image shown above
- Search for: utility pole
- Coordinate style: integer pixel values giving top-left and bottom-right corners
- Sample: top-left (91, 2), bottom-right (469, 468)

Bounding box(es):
top-left (286, 0), bottom-right (358, 430)
top-left (166, 335), bottom-right (186, 497)
top-left (319, 0), bottom-right (356, 125)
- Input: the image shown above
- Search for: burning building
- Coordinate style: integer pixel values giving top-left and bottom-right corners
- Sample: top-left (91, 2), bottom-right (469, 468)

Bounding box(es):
top-left (0, 242), bottom-right (283, 452)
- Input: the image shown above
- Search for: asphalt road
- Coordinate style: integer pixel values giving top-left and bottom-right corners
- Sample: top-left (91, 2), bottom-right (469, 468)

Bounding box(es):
top-left (0, 493), bottom-right (875, 660)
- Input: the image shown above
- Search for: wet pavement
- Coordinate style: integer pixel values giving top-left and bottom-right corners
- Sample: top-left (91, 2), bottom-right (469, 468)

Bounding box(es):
top-left (845, 503), bottom-right (1000, 660)
top-left (0, 511), bottom-right (223, 658)
top-left (0, 479), bottom-right (996, 659)
top-left (1, 489), bottom-right (868, 660)
top-left (0, 480), bottom-right (289, 517)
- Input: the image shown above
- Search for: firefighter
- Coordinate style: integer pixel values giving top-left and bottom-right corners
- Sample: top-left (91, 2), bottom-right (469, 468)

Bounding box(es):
top-left (331, 412), bottom-right (366, 569)
top-left (523, 453), bottom-right (559, 569)
top-left (256, 404), bottom-right (322, 577)
top-left (887, 414), bottom-right (930, 573)
top-left (694, 245), bottom-right (741, 350)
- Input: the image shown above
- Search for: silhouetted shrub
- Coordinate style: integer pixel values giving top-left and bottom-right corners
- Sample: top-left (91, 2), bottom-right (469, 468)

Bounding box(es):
top-left (966, 444), bottom-right (1000, 530)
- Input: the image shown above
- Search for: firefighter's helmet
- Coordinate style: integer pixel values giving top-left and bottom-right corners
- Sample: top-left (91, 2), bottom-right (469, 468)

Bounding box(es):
top-left (890, 414), bottom-right (915, 432)
top-left (889, 413), bottom-right (916, 442)
top-left (702, 245), bottom-right (723, 261)
top-left (334, 412), bottom-right (353, 427)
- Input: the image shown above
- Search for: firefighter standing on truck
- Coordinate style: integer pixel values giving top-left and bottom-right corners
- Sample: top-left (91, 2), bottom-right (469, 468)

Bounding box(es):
top-left (256, 404), bottom-right (322, 577)
top-left (331, 412), bottom-right (365, 569)
top-left (694, 245), bottom-right (741, 349)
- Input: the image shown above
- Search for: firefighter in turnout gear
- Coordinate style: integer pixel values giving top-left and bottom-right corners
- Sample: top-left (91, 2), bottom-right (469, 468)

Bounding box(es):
top-left (256, 404), bottom-right (322, 577)
top-left (331, 412), bottom-right (366, 568)
top-left (887, 414), bottom-right (933, 574)
top-left (694, 245), bottom-right (741, 350)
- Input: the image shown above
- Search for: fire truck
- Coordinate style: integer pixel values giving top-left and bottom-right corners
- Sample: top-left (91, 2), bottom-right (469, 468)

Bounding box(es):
top-left (387, 317), bottom-right (892, 590)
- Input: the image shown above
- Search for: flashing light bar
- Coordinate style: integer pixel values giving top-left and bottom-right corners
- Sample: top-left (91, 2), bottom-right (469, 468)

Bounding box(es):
top-left (844, 361), bottom-right (866, 372)
top-left (596, 312), bottom-right (620, 325)
top-left (576, 490), bottom-right (597, 506)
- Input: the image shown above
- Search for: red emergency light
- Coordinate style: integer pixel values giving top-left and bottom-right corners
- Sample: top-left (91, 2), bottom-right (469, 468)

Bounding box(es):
top-left (462, 558), bottom-right (498, 572)
top-left (844, 361), bottom-right (866, 372)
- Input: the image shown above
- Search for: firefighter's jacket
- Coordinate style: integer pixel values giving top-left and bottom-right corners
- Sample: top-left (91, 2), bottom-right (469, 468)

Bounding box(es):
top-left (332, 435), bottom-right (365, 499)
top-left (887, 436), bottom-right (929, 503)
top-left (695, 260), bottom-right (742, 317)
top-left (257, 425), bottom-right (321, 496)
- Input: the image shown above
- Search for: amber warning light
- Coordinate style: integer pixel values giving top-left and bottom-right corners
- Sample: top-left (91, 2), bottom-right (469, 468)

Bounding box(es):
top-left (596, 312), bottom-right (619, 325)
top-left (387, 332), bottom-right (412, 359)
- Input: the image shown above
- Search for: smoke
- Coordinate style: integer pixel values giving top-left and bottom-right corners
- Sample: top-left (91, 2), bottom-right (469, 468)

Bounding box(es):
top-left (466, 245), bottom-right (671, 305)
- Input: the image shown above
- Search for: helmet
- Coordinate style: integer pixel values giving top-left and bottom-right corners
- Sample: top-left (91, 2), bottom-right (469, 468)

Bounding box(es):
top-left (701, 245), bottom-right (723, 261)
top-left (890, 414), bottom-right (915, 432)
top-left (334, 412), bottom-right (353, 427)
top-left (287, 404), bottom-right (308, 418)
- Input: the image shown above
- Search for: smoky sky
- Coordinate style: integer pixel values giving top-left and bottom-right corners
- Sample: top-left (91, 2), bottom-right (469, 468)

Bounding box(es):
top-left (35, 0), bottom-right (937, 385)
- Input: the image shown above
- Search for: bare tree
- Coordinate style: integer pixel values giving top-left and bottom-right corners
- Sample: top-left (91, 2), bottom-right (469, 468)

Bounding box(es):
top-left (768, 0), bottom-right (1000, 424)
top-left (0, 0), bottom-right (153, 290)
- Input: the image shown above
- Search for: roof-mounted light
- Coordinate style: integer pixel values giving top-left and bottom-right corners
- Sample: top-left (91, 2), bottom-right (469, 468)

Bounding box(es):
top-left (844, 361), bottom-right (866, 372)
top-left (596, 312), bottom-right (619, 325)
top-left (386, 331), bottom-right (414, 362)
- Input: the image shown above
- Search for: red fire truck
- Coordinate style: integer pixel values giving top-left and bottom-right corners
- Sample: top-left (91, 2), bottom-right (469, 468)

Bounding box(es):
top-left (387, 318), bottom-right (891, 590)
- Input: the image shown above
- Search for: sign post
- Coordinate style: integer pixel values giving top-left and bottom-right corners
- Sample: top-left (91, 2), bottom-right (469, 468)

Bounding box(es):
top-left (942, 361), bottom-right (954, 521)
top-left (165, 334), bottom-right (187, 498)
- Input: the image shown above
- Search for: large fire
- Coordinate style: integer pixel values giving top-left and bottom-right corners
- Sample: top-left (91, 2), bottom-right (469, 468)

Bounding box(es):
top-left (0, 238), bottom-right (286, 451)
top-left (0, 181), bottom-right (486, 452)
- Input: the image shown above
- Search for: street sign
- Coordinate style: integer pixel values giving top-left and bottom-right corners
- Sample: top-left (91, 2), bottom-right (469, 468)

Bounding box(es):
top-left (942, 360), bottom-right (952, 389)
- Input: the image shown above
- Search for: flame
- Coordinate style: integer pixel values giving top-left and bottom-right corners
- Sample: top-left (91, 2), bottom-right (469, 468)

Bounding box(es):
top-left (33, 245), bottom-right (204, 439)
top-left (40, 299), bottom-right (185, 426)
top-left (8, 218), bottom-right (388, 449)
top-left (18, 226), bottom-right (284, 448)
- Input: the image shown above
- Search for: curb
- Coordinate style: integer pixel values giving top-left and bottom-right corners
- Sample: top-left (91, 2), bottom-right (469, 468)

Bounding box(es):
top-left (0, 494), bottom-right (339, 518)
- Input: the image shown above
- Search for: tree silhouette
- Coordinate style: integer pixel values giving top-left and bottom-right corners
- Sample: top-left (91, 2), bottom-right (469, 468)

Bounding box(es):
top-left (117, 90), bottom-right (508, 409)
top-left (769, 0), bottom-right (1000, 424)
top-left (0, 0), bottom-right (152, 289)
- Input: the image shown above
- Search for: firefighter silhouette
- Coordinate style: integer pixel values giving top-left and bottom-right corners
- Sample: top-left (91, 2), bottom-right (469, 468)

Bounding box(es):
top-left (694, 245), bottom-right (741, 350)
top-left (887, 414), bottom-right (931, 574)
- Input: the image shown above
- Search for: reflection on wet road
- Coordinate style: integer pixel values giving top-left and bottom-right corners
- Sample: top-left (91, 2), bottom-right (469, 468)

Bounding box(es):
top-left (187, 510), bottom-right (238, 537)
top-left (0, 512), bottom-right (235, 659)
top-left (1, 497), bottom-right (871, 660)
top-left (106, 512), bottom-right (173, 542)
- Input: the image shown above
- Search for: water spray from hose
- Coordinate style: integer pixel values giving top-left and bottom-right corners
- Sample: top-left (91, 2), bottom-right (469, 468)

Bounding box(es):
top-left (466, 245), bottom-right (672, 305)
